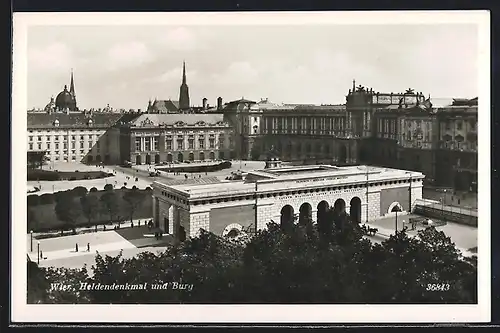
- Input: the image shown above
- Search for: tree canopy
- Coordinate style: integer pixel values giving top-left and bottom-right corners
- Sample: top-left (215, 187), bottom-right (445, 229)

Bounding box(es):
top-left (27, 212), bottom-right (477, 304)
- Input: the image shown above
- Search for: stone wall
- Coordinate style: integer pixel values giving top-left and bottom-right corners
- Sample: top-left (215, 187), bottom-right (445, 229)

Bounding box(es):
top-left (208, 204), bottom-right (255, 236)
top-left (380, 186), bottom-right (410, 214)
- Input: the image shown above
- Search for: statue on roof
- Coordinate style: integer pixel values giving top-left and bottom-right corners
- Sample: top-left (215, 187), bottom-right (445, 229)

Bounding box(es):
top-left (405, 88), bottom-right (415, 94)
top-left (356, 85), bottom-right (366, 92)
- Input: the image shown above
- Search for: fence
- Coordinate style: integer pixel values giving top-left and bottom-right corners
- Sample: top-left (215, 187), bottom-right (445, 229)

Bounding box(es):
top-left (413, 198), bottom-right (478, 226)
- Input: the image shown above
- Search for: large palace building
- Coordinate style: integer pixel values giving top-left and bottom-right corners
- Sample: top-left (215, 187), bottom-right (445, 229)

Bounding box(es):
top-left (223, 82), bottom-right (478, 191)
top-left (27, 66), bottom-right (477, 191)
top-left (152, 164), bottom-right (424, 241)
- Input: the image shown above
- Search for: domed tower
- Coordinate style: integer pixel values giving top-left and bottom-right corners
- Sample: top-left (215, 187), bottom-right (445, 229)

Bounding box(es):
top-left (55, 85), bottom-right (77, 111)
top-left (55, 71), bottom-right (78, 111)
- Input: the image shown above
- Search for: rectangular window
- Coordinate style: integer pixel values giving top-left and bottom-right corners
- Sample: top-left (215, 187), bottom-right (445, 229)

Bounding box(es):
top-left (72, 150), bottom-right (76, 155)
top-left (135, 138), bottom-right (141, 152)
top-left (188, 139), bottom-right (194, 149)
top-left (445, 121), bottom-right (451, 130)
top-left (29, 143), bottom-right (33, 150)
top-left (145, 139), bottom-right (151, 151)
top-left (166, 140), bottom-right (172, 150)
top-left (47, 143), bottom-right (51, 149)
top-left (71, 142), bottom-right (75, 149)
top-left (209, 139), bottom-right (215, 149)
top-left (29, 136), bottom-right (33, 142)
top-left (71, 135), bottom-right (76, 140)
top-left (55, 143), bottom-right (59, 150)
top-left (55, 136), bottom-right (59, 141)
top-left (38, 136), bottom-right (42, 141)
top-left (198, 139), bottom-right (205, 149)
top-left (63, 143), bottom-right (67, 149)
top-left (457, 120), bottom-right (463, 130)
top-left (152, 137), bottom-right (158, 151)
top-left (72, 156), bottom-right (76, 161)
top-left (89, 141), bottom-right (94, 147)
top-left (80, 149), bottom-right (84, 155)
top-left (177, 140), bottom-right (184, 150)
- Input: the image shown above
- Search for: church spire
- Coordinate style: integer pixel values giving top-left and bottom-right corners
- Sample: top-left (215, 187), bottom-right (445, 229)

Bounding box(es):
top-left (179, 61), bottom-right (190, 110)
top-left (70, 69), bottom-right (75, 94)
top-left (182, 61), bottom-right (187, 85)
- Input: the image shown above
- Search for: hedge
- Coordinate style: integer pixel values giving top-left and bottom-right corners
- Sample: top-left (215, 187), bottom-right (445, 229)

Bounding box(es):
top-left (27, 169), bottom-right (113, 182)
top-left (157, 161), bottom-right (232, 173)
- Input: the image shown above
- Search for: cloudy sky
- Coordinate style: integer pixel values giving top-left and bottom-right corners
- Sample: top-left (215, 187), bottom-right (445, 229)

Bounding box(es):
top-left (26, 23), bottom-right (479, 110)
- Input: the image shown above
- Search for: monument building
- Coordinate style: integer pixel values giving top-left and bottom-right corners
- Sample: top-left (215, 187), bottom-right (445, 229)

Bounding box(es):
top-left (152, 164), bottom-right (424, 241)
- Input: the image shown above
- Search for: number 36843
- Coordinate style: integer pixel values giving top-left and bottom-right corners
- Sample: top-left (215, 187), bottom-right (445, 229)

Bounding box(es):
top-left (426, 283), bottom-right (450, 291)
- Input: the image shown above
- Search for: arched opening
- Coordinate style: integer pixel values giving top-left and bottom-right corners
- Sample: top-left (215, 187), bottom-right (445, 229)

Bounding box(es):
top-left (390, 203), bottom-right (403, 213)
top-left (166, 153), bottom-right (173, 163)
top-left (96, 155), bottom-right (102, 163)
top-left (135, 155), bottom-right (141, 165)
top-left (298, 202), bottom-right (312, 225)
top-left (189, 152), bottom-right (195, 161)
top-left (145, 154), bottom-right (151, 165)
top-left (339, 145), bottom-right (347, 164)
top-left (316, 200), bottom-right (330, 225)
top-left (349, 197), bottom-right (362, 223)
top-left (333, 199), bottom-right (346, 215)
top-left (209, 151), bottom-right (215, 160)
top-left (280, 205), bottom-right (295, 227)
top-left (199, 152), bottom-right (205, 161)
top-left (87, 155), bottom-right (94, 164)
top-left (155, 154), bottom-right (160, 164)
top-left (177, 152), bottom-right (184, 162)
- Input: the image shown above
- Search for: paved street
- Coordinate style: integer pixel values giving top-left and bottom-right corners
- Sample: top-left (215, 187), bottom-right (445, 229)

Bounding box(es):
top-left (369, 214), bottom-right (478, 250)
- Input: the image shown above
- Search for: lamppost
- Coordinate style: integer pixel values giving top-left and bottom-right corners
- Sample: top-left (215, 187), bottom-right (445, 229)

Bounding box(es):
top-left (395, 207), bottom-right (399, 233)
top-left (30, 230), bottom-right (33, 252)
top-left (37, 241), bottom-right (40, 264)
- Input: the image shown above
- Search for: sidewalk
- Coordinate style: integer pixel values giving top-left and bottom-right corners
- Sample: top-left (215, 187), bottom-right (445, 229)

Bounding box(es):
top-left (28, 240), bottom-right (136, 262)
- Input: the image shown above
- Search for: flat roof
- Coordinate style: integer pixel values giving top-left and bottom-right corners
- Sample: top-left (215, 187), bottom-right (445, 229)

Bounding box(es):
top-left (154, 165), bottom-right (424, 200)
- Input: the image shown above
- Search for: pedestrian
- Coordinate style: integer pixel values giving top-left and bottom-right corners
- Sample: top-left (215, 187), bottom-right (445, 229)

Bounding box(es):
top-left (458, 199), bottom-right (461, 205)
top-left (75, 243), bottom-right (79, 252)
top-left (87, 243), bottom-right (90, 252)
top-left (40, 250), bottom-right (43, 259)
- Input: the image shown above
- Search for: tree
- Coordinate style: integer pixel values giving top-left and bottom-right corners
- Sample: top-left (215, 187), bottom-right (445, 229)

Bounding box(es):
top-left (100, 191), bottom-right (121, 225)
top-left (80, 194), bottom-right (100, 226)
top-left (27, 261), bottom-right (92, 304)
top-left (54, 194), bottom-right (81, 234)
top-left (27, 208), bottom-right (39, 232)
top-left (122, 188), bottom-right (145, 224)
top-left (27, 151), bottom-right (47, 169)
top-left (26, 211), bottom-right (477, 304)
top-left (72, 186), bottom-right (88, 197)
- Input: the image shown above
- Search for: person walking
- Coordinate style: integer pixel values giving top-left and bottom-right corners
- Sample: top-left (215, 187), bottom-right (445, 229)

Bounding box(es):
top-left (87, 243), bottom-right (90, 252)
top-left (75, 243), bottom-right (79, 252)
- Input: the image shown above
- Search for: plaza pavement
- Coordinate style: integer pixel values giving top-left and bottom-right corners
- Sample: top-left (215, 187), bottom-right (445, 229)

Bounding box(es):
top-left (28, 223), bottom-right (171, 270)
top-left (368, 213), bottom-right (478, 255)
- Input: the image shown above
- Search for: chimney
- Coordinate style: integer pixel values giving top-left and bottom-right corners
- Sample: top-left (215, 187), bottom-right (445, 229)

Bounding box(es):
top-left (202, 98), bottom-right (208, 110)
top-left (217, 97), bottom-right (223, 110)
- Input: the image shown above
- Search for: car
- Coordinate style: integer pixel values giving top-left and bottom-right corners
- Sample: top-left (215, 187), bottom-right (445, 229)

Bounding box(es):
top-left (121, 161), bottom-right (132, 168)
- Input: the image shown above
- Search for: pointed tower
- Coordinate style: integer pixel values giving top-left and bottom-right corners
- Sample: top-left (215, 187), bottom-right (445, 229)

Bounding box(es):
top-left (178, 61), bottom-right (190, 110)
top-left (69, 69), bottom-right (77, 110)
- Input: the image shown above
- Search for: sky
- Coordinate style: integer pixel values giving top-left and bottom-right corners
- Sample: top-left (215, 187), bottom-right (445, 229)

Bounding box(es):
top-left (26, 23), bottom-right (479, 110)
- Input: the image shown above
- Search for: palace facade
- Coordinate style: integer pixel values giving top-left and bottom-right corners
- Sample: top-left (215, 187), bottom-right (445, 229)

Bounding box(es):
top-left (119, 113), bottom-right (235, 165)
top-left (223, 82), bottom-right (478, 191)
